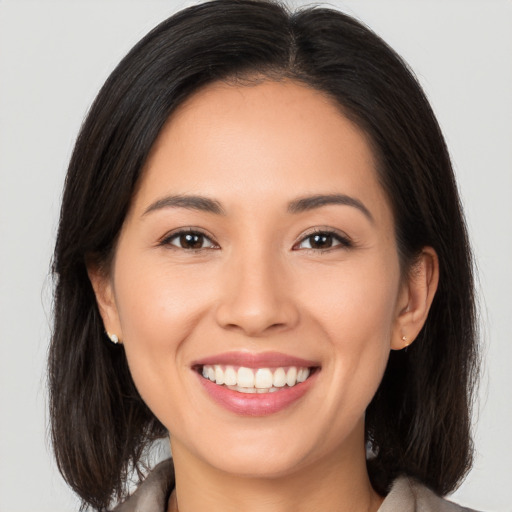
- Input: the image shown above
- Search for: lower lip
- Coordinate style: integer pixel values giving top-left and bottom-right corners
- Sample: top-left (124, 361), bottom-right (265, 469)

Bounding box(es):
top-left (197, 371), bottom-right (317, 416)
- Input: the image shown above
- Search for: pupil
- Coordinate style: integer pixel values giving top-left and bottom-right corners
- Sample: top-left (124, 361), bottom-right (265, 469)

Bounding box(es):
top-left (312, 234), bottom-right (332, 248)
top-left (181, 233), bottom-right (203, 249)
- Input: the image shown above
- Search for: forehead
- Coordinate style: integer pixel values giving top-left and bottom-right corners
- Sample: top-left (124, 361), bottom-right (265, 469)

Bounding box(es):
top-left (133, 80), bottom-right (390, 221)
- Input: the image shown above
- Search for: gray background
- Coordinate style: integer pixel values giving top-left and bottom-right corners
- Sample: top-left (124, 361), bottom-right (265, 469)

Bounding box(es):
top-left (1, 1), bottom-right (511, 510)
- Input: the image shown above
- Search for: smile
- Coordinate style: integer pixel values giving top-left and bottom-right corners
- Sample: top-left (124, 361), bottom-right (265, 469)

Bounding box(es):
top-left (192, 352), bottom-right (320, 416)
top-left (200, 365), bottom-right (312, 393)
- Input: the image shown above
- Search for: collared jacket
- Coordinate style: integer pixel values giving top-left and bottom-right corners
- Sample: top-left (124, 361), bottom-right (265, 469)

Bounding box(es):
top-left (113, 459), bottom-right (479, 512)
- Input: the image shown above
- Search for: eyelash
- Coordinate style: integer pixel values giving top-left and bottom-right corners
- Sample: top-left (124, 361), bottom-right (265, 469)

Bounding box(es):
top-left (159, 228), bottom-right (353, 252)
top-left (292, 229), bottom-right (353, 252)
top-left (159, 228), bottom-right (219, 251)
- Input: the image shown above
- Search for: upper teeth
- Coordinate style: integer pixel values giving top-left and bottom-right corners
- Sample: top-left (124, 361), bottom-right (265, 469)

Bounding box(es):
top-left (202, 365), bottom-right (311, 390)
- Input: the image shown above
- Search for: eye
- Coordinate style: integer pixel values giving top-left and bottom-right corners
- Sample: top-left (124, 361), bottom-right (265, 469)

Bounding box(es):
top-left (295, 230), bottom-right (351, 251)
top-left (162, 230), bottom-right (217, 250)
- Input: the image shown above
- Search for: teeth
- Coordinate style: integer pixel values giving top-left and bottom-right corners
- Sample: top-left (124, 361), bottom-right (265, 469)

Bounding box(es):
top-left (201, 364), bottom-right (312, 391)
top-left (273, 368), bottom-right (286, 387)
top-left (286, 367), bottom-right (297, 387)
top-left (215, 365), bottom-right (224, 385)
top-left (237, 367), bottom-right (255, 388)
top-left (255, 368), bottom-right (273, 388)
top-left (227, 385), bottom-right (281, 394)
top-left (224, 366), bottom-right (237, 386)
top-left (297, 368), bottom-right (310, 383)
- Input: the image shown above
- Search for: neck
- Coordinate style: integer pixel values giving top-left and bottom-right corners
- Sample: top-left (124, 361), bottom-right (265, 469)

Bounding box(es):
top-left (168, 429), bottom-right (383, 512)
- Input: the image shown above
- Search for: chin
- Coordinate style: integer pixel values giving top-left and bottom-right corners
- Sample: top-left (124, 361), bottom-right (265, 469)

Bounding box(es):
top-left (180, 425), bottom-right (323, 479)
top-left (207, 449), bottom-right (310, 479)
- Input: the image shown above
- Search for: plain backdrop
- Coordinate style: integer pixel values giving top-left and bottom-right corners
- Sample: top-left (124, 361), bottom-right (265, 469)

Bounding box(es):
top-left (1, 1), bottom-right (511, 511)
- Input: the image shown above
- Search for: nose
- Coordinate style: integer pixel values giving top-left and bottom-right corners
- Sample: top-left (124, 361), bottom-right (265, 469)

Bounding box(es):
top-left (214, 250), bottom-right (300, 337)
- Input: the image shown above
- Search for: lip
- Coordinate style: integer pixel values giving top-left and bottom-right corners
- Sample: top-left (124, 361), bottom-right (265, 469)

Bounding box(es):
top-left (196, 370), bottom-right (318, 416)
top-left (192, 351), bottom-right (320, 416)
top-left (191, 351), bottom-right (319, 369)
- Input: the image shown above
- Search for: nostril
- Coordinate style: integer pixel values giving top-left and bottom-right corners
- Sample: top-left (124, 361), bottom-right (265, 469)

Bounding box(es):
top-left (214, 281), bottom-right (300, 336)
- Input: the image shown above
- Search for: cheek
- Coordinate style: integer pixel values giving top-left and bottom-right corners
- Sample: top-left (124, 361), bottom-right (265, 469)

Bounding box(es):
top-left (111, 256), bottom-right (214, 407)
top-left (114, 252), bottom-right (215, 338)
top-left (300, 255), bottom-right (400, 342)
top-left (299, 254), bottom-right (400, 407)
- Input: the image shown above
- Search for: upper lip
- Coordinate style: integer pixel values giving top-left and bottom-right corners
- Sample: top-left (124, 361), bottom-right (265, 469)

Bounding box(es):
top-left (191, 351), bottom-right (319, 369)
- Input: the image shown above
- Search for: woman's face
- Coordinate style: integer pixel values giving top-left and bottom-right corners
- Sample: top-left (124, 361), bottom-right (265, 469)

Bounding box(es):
top-left (96, 80), bottom-right (414, 477)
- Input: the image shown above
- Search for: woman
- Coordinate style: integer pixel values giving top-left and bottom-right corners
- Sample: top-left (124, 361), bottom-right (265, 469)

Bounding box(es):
top-left (48, 1), bottom-right (479, 511)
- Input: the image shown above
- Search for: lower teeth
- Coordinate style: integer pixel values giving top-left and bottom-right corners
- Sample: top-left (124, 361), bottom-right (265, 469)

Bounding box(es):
top-left (225, 385), bottom-right (283, 394)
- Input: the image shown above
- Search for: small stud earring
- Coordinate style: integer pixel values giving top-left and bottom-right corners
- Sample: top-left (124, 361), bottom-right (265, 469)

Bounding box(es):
top-left (402, 335), bottom-right (409, 347)
top-left (107, 332), bottom-right (120, 344)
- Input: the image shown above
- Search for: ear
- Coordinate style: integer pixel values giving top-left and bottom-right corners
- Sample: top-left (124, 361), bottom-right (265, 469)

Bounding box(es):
top-left (87, 263), bottom-right (123, 343)
top-left (391, 247), bottom-right (439, 350)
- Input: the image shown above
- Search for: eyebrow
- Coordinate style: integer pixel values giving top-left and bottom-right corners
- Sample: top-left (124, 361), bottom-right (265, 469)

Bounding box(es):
top-left (143, 192), bottom-right (373, 222)
top-left (287, 194), bottom-right (374, 223)
top-left (143, 195), bottom-right (226, 216)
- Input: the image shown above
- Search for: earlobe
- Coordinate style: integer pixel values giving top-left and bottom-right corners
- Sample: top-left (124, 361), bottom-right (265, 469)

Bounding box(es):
top-left (87, 263), bottom-right (123, 342)
top-left (391, 247), bottom-right (439, 350)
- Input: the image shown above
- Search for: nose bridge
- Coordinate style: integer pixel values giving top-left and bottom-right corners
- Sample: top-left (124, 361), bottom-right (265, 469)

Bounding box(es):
top-left (215, 239), bottom-right (298, 336)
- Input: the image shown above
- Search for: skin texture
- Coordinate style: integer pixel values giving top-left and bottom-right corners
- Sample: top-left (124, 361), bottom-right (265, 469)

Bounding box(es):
top-left (89, 80), bottom-right (438, 512)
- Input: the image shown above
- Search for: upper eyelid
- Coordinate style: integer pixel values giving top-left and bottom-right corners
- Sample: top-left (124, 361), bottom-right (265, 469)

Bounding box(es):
top-left (296, 227), bottom-right (352, 243)
top-left (292, 229), bottom-right (354, 252)
top-left (159, 227), bottom-right (218, 247)
top-left (158, 226), bottom-right (352, 248)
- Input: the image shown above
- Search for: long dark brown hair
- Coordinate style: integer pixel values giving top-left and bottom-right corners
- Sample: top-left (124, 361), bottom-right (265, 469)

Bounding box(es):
top-left (49, 1), bottom-right (479, 510)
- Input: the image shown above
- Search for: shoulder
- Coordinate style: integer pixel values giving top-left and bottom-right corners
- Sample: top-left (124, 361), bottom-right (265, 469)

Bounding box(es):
top-left (379, 476), bottom-right (480, 512)
top-left (112, 459), bottom-right (175, 512)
